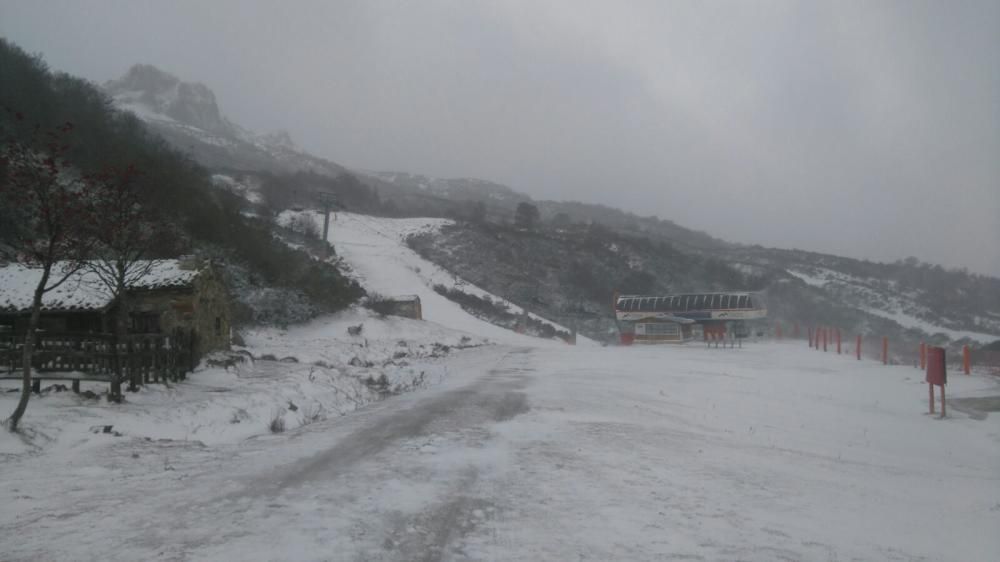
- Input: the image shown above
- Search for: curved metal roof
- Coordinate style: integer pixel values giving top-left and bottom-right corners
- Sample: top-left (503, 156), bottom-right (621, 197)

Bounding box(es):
top-left (615, 292), bottom-right (764, 314)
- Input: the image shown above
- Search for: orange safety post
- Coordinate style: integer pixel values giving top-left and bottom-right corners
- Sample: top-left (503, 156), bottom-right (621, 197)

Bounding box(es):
top-left (919, 343), bottom-right (926, 370)
top-left (822, 328), bottom-right (828, 352)
top-left (836, 329), bottom-right (841, 354)
top-left (808, 327), bottom-right (813, 348)
top-left (776, 324), bottom-right (782, 340)
top-left (856, 335), bottom-right (861, 360)
top-left (793, 323), bottom-right (800, 338)
top-left (928, 381), bottom-right (935, 414)
top-left (882, 336), bottom-right (888, 365)
top-left (963, 345), bottom-right (971, 375)
top-left (926, 346), bottom-right (947, 418)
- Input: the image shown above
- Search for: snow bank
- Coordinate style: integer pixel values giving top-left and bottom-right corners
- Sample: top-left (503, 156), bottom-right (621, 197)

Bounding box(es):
top-left (0, 309), bottom-right (482, 452)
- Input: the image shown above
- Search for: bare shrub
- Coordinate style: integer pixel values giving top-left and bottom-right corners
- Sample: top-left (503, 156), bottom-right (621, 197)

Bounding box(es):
top-left (364, 293), bottom-right (397, 317)
top-left (288, 214), bottom-right (320, 239)
top-left (268, 409), bottom-right (286, 433)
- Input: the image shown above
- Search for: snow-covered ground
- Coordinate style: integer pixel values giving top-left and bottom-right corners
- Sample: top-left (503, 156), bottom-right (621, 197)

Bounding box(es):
top-left (1, 341), bottom-right (998, 560)
top-left (0, 309), bottom-right (484, 454)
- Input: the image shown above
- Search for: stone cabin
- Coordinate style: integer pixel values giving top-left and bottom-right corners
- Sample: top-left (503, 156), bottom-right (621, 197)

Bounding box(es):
top-left (385, 295), bottom-right (422, 320)
top-left (0, 258), bottom-right (231, 358)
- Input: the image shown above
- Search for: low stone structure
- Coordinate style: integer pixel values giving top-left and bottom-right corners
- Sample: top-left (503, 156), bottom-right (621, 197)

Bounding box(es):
top-left (384, 295), bottom-right (422, 320)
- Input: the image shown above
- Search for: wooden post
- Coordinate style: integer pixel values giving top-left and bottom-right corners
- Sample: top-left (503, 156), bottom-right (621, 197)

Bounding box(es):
top-left (882, 337), bottom-right (888, 365)
top-left (928, 383), bottom-right (935, 414)
top-left (919, 343), bottom-right (926, 370)
top-left (127, 337), bottom-right (138, 392)
top-left (72, 379), bottom-right (80, 393)
top-left (963, 345), bottom-right (971, 375)
top-left (154, 337), bottom-right (163, 383)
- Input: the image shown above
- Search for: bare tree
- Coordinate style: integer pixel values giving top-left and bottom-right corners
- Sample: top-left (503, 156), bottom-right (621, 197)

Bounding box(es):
top-left (0, 114), bottom-right (91, 431)
top-left (81, 164), bottom-right (166, 401)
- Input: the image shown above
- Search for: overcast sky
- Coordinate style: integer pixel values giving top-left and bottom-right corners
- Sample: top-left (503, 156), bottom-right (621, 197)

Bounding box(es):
top-left (2, 1), bottom-right (998, 275)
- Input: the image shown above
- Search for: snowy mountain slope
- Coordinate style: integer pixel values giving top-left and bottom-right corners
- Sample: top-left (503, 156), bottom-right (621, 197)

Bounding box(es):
top-left (371, 171), bottom-right (525, 204)
top-left (783, 265), bottom-right (1000, 343)
top-left (279, 211), bottom-right (585, 345)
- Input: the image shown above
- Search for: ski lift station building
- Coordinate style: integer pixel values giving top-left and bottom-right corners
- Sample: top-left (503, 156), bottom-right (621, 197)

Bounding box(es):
top-left (614, 292), bottom-right (767, 344)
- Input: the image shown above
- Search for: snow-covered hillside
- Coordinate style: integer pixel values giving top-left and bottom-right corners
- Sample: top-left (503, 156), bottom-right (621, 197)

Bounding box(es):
top-left (281, 211), bottom-right (585, 345)
top-left (787, 266), bottom-right (1000, 342)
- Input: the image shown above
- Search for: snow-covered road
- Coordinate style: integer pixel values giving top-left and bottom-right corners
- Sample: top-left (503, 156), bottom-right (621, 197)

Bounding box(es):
top-left (2, 342), bottom-right (999, 561)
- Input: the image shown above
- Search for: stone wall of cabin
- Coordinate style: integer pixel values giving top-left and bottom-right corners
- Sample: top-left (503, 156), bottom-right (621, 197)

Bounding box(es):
top-left (190, 267), bottom-right (231, 353)
top-left (387, 298), bottom-right (422, 320)
top-left (129, 266), bottom-right (230, 358)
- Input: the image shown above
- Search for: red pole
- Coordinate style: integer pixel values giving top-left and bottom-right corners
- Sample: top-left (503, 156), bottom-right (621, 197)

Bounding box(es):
top-left (822, 328), bottom-right (828, 352)
top-left (793, 323), bottom-right (800, 338)
top-left (919, 343), bottom-right (926, 370)
top-left (940, 384), bottom-right (946, 418)
top-left (836, 329), bottom-right (841, 354)
top-left (776, 324), bottom-right (782, 340)
top-left (856, 335), bottom-right (861, 360)
top-left (882, 337), bottom-right (888, 365)
top-left (963, 345), bottom-right (970, 374)
top-left (808, 328), bottom-right (813, 348)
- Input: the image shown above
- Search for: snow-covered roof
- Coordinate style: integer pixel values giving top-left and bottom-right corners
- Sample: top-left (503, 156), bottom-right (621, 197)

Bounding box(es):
top-left (0, 260), bottom-right (200, 313)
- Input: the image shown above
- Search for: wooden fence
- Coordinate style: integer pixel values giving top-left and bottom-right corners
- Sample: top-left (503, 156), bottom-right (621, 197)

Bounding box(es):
top-left (0, 330), bottom-right (195, 391)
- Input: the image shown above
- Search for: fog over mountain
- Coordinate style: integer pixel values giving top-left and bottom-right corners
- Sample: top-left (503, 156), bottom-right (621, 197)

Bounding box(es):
top-left (1, 0), bottom-right (997, 275)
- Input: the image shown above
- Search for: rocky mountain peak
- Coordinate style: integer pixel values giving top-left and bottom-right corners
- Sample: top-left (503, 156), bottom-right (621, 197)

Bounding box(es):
top-left (105, 64), bottom-right (233, 136)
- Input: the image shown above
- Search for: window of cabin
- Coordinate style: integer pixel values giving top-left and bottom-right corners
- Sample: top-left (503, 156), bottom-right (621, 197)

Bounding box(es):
top-left (130, 313), bottom-right (161, 334)
top-left (66, 314), bottom-right (99, 333)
